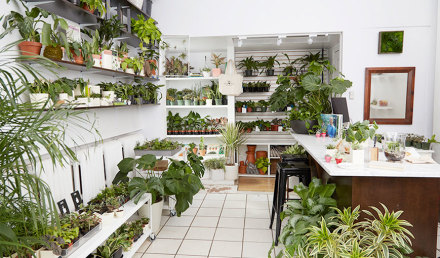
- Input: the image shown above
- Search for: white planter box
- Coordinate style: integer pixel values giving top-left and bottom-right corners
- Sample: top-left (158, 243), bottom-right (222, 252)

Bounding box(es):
top-left (126, 68), bottom-right (135, 74)
top-left (210, 169), bottom-right (225, 181)
top-left (30, 93), bottom-right (51, 108)
top-left (101, 50), bottom-right (113, 70)
top-left (88, 98), bottom-right (100, 107)
top-left (205, 99), bottom-right (212, 106)
top-left (74, 97), bottom-right (88, 108)
top-left (202, 71), bottom-right (210, 77)
top-left (225, 164), bottom-right (238, 180)
top-left (102, 91), bottom-right (115, 101)
top-left (100, 98), bottom-right (112, 106)
top-left (351, 149), bottom-right (365, 165)
top-left (89, 85), bottom-right (101, 94)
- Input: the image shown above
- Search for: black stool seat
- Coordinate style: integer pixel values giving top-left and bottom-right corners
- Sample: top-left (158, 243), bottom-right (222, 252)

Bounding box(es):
top-left (280, 154), bottom-right (308, 163)
top-left (270, 160), bottom-right (311, 245)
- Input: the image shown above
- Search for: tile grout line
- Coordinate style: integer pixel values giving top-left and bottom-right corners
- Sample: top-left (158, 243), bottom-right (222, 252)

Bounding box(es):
top-left (241, 193), bottom-right (248, 258)
top-left (173, 192), bottom-right (206, 257)
top-left (208, 194), bottom-right (226, 257)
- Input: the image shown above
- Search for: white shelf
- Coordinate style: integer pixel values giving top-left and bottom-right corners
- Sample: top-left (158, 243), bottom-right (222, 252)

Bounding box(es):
top-left (67, 194), bottom-right (151, 258)
top-left (122, 229), bottom-right (151, 258)
top-left (166, 134), bottom-right (219, 138)
top-left (165, 77), bottom-right (219, 81)
top-left (166, 105), bottom-right (228, 109)
top-left (371, 105), bottom-right (393, 110)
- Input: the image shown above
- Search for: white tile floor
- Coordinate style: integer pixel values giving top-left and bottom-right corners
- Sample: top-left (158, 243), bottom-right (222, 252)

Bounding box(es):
top-left (133, 191), bottom-right (278, 258)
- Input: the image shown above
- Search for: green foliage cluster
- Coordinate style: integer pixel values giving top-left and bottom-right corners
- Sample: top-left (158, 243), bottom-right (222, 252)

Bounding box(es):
top-left (282, 143), bottom-right (306, 155)
top-left (203, 157), bottom-right (226, 170)
top-left (255, 157), bottom-right (270, 173)
top-left (131, 15), bottom-right (162, 50)
top-left (135, 138), bottom-right (181, 151)
top-left (344, 120), bottom-right (378, 145)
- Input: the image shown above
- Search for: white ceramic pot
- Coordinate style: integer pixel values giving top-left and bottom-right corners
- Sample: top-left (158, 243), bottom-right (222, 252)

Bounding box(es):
top-left (205, 99), bottom-right (212, 106)
top-left (351, 149), bottom-right (365, 165)
top-left (59, 93), bottom-right (69, 101)
top-left (126, 68), bottom-right (135, 74)
top-left (242, 108), bottom-right (247, 113)
top-left (38, 248), bottom-right (57, 258)
top-left (114, 209), bottom-right (124, 218)
top-left (89, 85), bottom-right (101, 94)
top-left (92, 54), bottom-right (101, 67)
top-left (201, 169), bottom-right (210, 179)
top-left (102, 91), bottom-right (115, 101)
top-left (74, 97), bottom-right (89, 108)
top-left (325, 149), bottom-right (337, 157)
top-left (225, 164), bottom-right (238, 180)
top-left (202, 71), bottom-right (210, 77)
top-left (88, 98), bottom-right (100, 107)
top-left (151, 199), bottom-right (164, 234)
top-left (100, 98), bottom-right (112, 106)
top-left (210, 169), bottom-right (225, 181)
top-left (30, 93), bottom-right (51, 108)
top-left (278, 126), bottom-right (283, 132)
top-left (255, 126), bottom-right (260, 132)
top-left (101, 50), bottom-right (113, 69)
top-left (99, 212), bottom-right (114, 226)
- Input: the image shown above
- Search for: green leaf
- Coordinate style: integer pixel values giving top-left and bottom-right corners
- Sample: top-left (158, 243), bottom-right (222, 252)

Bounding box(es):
top-left (301, 74), bottom-right (321, 91)
top-left (41, 22), bottom-right (51, 46)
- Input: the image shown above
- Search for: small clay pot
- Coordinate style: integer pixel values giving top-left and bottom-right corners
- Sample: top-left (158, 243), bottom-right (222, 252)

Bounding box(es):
top-left (18, 41), bottom-right (42, 57)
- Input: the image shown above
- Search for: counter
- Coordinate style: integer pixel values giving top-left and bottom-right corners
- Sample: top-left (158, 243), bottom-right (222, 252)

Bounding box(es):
top-left (291, 132), bottom-right (440, 257)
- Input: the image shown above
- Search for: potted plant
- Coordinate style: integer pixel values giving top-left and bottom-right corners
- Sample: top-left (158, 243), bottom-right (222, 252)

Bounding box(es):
top-left (199, 137), bottom-right (206, 156)
top-left (131, 15), bottom-right (162, 50)
top-left (211, 53), bottom-right (226, 77)
top-left (176, 94), bottom-right (184, 106)
top-left (201, 67), bottom-right (211, 77)
top-left (258, 100), bottom-right (268, 112)
top-left (204, 87), bottom-right (213, 106)
top-left (255, 157), bottom-right (270, 175)
top-left (98, 82), bottom-right (116, 103)
top-left (344, 120), bottom-right (378, 164)
top-left (246, 101), bottom-right (254, 112)
top-left (213, 82), bottom-right (223, 105)
top-left (325, 144), bottom-right (337, 157)
top-left (204, 158), bottom-right (226, 181)
top-left (271, 118), bottom-right (282, 131)
top-left (82, 30), bottom-right (101, 67)
top-left (80, 0), bottom-right (106, 15)
top-left (28, 80), bottom-right (53, 108)
top-left (238, 56), bottom-right (259, 77)
top-left (426, 134), bottom-right (440, 150)
top-left (260, 54), bottom-right (279, 76)
top-left (218, 123), bottom-right (246, 180)
top-left (3, 7), bottom-right (53, 57)
top-left (235, 101), bottom-right (244, 113)
top-left (41, 16), bottom-right (69, 60)
top-left (281, 143), bottom-right (306, 161)
top-left (134, 138), bottom-right (181, 156)
top-left (94, 234), bottom-right (127, 258)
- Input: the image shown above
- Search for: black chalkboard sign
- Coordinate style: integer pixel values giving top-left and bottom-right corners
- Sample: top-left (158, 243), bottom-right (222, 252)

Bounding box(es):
top-left (57, 199), bottom-right (70, 215)
top-left (71, 191), bottom-right (83, 211)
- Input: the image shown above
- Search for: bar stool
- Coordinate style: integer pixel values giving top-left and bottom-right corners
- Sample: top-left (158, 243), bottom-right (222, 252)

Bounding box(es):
top-left (270, 160), bottom-right (311, 245)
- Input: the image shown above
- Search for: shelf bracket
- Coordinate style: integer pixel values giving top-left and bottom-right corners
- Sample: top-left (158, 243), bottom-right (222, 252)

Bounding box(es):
top-left (79, 23), bottom-right (99, 28)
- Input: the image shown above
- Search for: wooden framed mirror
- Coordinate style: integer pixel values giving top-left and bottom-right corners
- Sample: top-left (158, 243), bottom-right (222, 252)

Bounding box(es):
top-left (364, 67), bottom-right (415, 124)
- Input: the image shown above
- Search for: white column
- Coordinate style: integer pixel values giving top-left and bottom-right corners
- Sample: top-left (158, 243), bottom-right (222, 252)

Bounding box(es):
top-left (433, 3), bottom-right (440, 162)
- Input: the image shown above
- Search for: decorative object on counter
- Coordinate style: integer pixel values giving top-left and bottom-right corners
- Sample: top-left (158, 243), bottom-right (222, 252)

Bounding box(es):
top-left (383, 132), bottom-right (406, 162)
top-left (211, 53), bottom-right (225, 77)
top-left (325, 155), bottom-right (332, 163)
top-left (218, 123), bottom-right (247, 180)
top-left (335, 151), bottom-right (343, 164)
top-left (320, 114), bottom-right (343, 138)
top-left (255, 157), bottom-right (270, 174)
top-left (237, 56), bottom-right (259, 77)
top-left (325, 144), bottom-right (337, 157)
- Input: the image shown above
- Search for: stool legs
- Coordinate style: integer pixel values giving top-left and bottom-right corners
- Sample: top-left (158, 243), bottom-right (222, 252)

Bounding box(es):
top-left (269, 170), bottom-right (279, 229)
top-left (274, 171), bottom-right (287, 246)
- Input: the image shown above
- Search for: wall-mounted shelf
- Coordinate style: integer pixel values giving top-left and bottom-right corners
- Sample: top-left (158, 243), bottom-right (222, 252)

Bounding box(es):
top-left (371, 105), bottom-right (393, 110)
top-left (25, 0), bottom-right (101, 26)
top-left (165, 77), bottom-right (219, 81)
top-left (27, 59), bottom-right (159, 82)
top-left (235, 112), bottom-right (287, 118)
top-left (166, 105), bottom-right (227, 109)
top-left (69, 103), bottom-right (160, 110)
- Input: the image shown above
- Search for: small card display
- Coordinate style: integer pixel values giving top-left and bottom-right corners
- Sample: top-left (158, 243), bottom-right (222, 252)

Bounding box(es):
top-left (320, 114), bottom-right (343, 138)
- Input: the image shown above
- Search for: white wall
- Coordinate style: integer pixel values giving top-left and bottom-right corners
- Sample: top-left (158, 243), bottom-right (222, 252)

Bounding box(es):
top-left (152, 0), bottom-right (438, 136)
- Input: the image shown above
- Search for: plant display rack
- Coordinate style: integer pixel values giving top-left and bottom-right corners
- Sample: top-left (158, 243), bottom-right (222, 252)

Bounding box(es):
top-left (67, 194), bottom-right (153, 258)
top-left (167, 105), bottom-right (228, 109)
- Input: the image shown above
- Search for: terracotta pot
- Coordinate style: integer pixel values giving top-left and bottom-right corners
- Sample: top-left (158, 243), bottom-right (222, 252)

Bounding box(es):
top-left (18, 41), bottom-right (42, 57)
top-left (236, 107), bottom-right (242, 112)
top-left (239, 161), bottom-right (247, 174)
top-left (70, 49), bottom-right (84, 64)
top-left (200, 149), bottom-right (206, 156)
top-left (149, 59), bottom-right (157, 75)
top-left (271, 125), bottom-right (279, 131)
top-left (82, 3), bottom-right (95, 13)
top-left (258, 168), bottom-right (266, 175)
top-left (246, 151), bottom-right (256, 164)
top-left (212, 68), bottom-right (221, 77)
top-left (43, 45), bottom-right (63, 60)
top-left (247, 145), bottom-right (257, 153)
top-left (256, 151), bottom-right (267, 160)
top-left (246, 128), bottom-right (252, 133)
top-left (247, 107), bottom-right (252, 112)
top-left (192, 148), bottom-right (198, 154)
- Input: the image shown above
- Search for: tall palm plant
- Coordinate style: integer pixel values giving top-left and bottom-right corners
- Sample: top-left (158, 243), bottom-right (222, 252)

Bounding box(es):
top-left (218, 123), bottom-right (247, 166)
top-left (0, 33), bottom-right (95, 255)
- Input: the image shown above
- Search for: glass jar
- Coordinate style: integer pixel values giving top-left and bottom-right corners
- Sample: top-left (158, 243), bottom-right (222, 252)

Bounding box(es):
top-left (383, 132), bottom-right (406, 161)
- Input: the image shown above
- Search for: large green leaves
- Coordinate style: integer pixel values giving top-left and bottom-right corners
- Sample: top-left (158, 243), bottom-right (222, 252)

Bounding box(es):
top-left (129, 177), bottom-right (164, 204)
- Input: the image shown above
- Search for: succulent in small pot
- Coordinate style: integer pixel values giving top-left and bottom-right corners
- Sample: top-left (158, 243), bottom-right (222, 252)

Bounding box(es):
top-left (201, 67), bottom-right (211, 77)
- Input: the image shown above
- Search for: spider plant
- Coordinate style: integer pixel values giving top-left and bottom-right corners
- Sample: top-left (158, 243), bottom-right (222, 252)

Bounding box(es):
top-left (0, 37), bottom-right (96, 256)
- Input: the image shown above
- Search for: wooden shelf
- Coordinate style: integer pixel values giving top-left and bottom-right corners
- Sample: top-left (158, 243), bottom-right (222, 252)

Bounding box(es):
top-left (28, 59), bottom-right (160, 82)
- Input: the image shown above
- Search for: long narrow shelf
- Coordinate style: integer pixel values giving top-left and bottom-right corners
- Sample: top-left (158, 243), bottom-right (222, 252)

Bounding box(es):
top-left (122, 229), bottom-right (151, 258)
top-left (72, 103), bottom-right (159, 110)
top-left (166, 135), bottom-right (219, 138)
top-left (165, 77), bottom-right (219, 81)
top-left (67, 195), bottom-right (151, 258)
top-left (236, 112), bottom-right (287, 118)
top-left (28, 59), bottom-right (159, 82)
top-left (166, 105), bottom-right (228, 109)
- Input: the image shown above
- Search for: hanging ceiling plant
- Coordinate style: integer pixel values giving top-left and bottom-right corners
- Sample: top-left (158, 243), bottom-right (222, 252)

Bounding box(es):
top-left (131, 15), bottom-right (162, 50)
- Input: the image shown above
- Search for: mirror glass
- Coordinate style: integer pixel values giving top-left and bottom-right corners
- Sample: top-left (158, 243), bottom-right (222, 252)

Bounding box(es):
top-left (364, 67), bottom-right (415, 124)
top-left (369, 73), bottom-right (408, 119)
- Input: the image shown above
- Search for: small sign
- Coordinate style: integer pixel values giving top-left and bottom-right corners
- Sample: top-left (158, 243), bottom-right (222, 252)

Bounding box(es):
top-left (57, 199), bottom-right (70, 216)
top-left (71, 191), bottom-right (83, 211)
